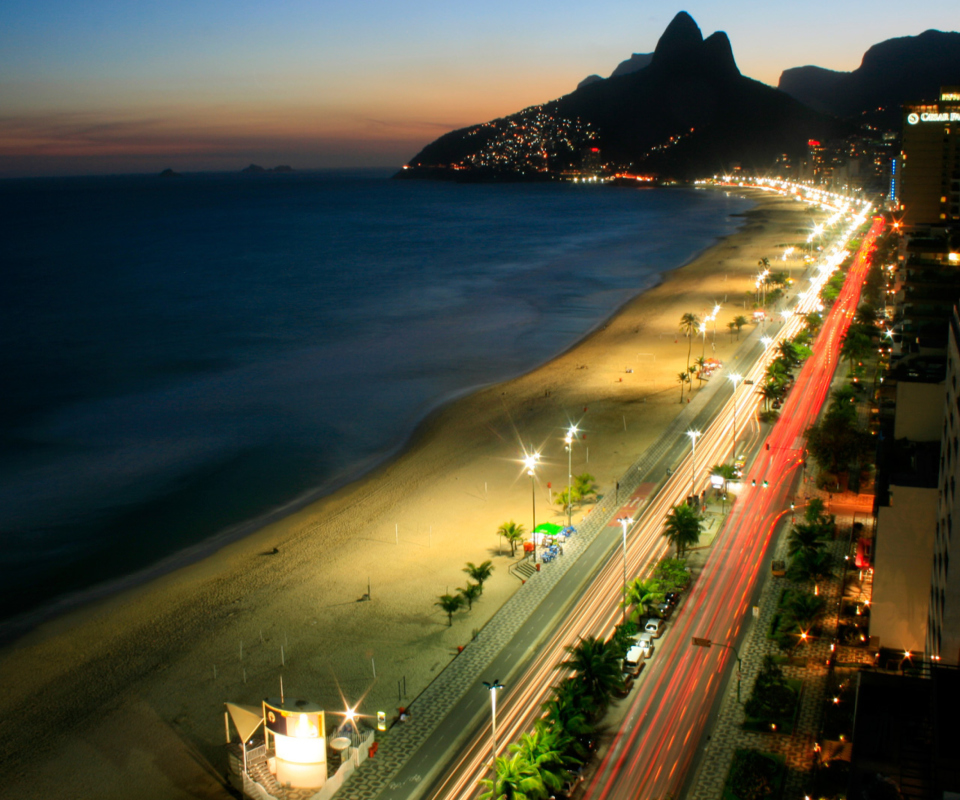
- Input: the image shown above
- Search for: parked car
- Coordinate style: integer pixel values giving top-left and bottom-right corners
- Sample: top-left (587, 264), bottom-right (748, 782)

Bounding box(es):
top-left (652, 602), bottom-right (673, 620)
top-left (623, 645), bottom-right (646, 675)
top-left (631, 631), bottom-right (655, 655)
top-left (664, 592), bottom-right (681, 607)
top-left (644, 618), bottom-right (665, 638)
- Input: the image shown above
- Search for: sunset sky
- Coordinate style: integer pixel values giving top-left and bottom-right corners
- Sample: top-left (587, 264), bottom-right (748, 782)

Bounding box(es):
top-left (1, 0), bottom-right (956, 177)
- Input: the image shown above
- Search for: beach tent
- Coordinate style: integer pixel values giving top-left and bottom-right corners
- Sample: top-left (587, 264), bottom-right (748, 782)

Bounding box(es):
top-left (532, 522), bottom-right (563, 545)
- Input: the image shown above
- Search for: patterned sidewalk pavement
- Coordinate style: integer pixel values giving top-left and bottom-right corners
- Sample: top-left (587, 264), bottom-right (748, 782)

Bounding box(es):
top-left (334, 350), bottom-right (756, 800)
top-left (688, 485), bottom-right (875, 800)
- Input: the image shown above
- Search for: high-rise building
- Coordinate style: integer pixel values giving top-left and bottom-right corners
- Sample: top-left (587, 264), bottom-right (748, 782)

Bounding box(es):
top-left (899, 88), bottom-right (960, 227)
top-left (929, 305), bottom-right (960, 664)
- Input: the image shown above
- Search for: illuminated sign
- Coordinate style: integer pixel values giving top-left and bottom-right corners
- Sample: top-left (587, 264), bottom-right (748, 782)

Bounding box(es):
top-left (941, 91), bottom-right (960, 101)
top-left (907, 111), bottom-right (960, 124)
top-left (264, 700), bottom-right (324, 739)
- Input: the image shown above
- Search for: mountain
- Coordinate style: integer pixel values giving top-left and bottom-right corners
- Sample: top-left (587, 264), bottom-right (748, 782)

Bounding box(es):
top-left (578, 52), bottom-right (654, 89)
top-left (399, 12), bottom-right (843, 181)
top-left (779, 29), bottom-right (960, 125)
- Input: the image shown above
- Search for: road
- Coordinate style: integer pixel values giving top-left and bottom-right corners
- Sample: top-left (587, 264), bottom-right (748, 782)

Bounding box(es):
top-left (585, 215), bottom-right (884, 800)
top-left (409, 205), bottom-right (879, 799)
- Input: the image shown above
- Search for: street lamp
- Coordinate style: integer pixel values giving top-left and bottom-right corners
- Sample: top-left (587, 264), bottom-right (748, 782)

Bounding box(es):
top-left (523, 451), bottom-right (540, 559)
top-left (712, 305), bottom-right (721, 344)
top-left (729, 374), bottom-right (743, 460)
top-left (699, 322), bottom-right (707, 360)
top-left (616, 517), bottom-right (632, 625)
top-left (564, 425), bottom-right (578, 529)
top-left (686, 430), bottom-right (701, 502)
top-left (482, 679), bottom-right (505, 795)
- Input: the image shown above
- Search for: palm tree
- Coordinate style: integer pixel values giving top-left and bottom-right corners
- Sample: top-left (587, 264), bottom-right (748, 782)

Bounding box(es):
top-left (498, 520), bottom-right (526, 557)
top-left (788, 548), bottom-right (833, 593)
top-left (677, 371), bottom-right (689, 403)
top-left (758, 381), bottom-right (780, 411)
top-left (464, 560), bottom-right (494, 593)
top-left (622, 577), bottom-right (663, 620)
top-left (765, 359), bottom-right (790, 386)
top-left (840, 328), bottom-right (872, 369)
top-left (458, 582), bottom-right (482, 610)
top-left (694, 355), bottom-right (707, 386)
top-left (777, 339), bottom-right (798, 364)
top-left (786, 522), bottom-right (827, 558)
top-left (804, 311), bottom-right (823, 335)
top-left (557, 635), bottom-right (624, 707)
top-left (733, 315), bottom-right (749, 338)
top-left (509, 720), bottom-right (568, 796)
top-left (662, 503), bottom-right (702, 557)
top-left (435, 593), bottom-right (464, 626)
top-left (541, 678), bottom-right (592, 735)
top-left (573, 473), bottom-right (597, 503)
top-left (727, 321), bottom-right (738, 342)
top-left (478, 752), bottom-right (544, 800)
top-left (679, 312), bottom-right (701, 374)
top-left (785, 591), bottom-right (826, 631)
top-left (855, 304), bottom-right (878, 326)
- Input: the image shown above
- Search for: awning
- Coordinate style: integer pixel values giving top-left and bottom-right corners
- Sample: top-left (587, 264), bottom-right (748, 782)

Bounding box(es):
top-left (226, 702), bottom-right (264, 744)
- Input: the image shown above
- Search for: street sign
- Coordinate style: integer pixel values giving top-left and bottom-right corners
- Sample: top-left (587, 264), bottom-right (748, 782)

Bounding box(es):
top-left (692, 637), bottom-right (712, 647)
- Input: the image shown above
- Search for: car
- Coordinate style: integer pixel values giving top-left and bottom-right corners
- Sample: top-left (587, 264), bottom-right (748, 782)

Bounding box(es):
top-left (743, 379), bottom-right (755, 385)
top-left (664, 592), bottom-right (681, 607)
top-left (623, 645), bottom-right (646, 675)
top-left (630, 632), bottom-right (655, 656)
top-left (652, 602), bottom-right (673, 620)
top-left (644, 618), bottom-right (665, 638)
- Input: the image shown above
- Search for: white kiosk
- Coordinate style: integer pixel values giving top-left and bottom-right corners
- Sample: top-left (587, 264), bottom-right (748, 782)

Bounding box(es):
top-left (263, 697), bottom-right (326, 789)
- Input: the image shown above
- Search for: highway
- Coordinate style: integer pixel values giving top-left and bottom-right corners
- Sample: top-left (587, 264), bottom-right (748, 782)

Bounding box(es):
top-left (584, 215), bottom-right (883, 800)
top-left (409, 199), bottom-right (880, 800)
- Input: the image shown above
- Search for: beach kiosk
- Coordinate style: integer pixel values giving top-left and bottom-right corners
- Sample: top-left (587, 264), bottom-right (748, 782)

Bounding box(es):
top-left (263, 697), bottom-right (326, 789)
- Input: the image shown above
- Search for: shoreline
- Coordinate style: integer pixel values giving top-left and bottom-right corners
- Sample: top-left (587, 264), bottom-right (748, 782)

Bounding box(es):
top-left (0, 191), bottom-right (736, 644)
top-left (0, 189), bottom-right (820, 800)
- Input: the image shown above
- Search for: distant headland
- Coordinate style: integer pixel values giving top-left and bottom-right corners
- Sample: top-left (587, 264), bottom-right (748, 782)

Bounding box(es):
top-left (241, 164), bottom-right (294, 174)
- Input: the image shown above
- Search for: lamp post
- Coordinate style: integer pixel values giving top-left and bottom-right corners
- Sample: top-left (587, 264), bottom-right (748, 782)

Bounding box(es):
top-left (729, 374), bottom-right (743, 460)
top-left (687, 430), bottom-right (701, 502)
top-left (564, 425), bottom-right (578, 529)
top-left (691, 637), bottom-right (742, 703)
top-left (482, 680), bottom-right (505, 795)
top-left (699, 322), bottom-right (707, 360)
top-left (616, 517), bottom-right (632, 625)
top-left (712, 304), bottom-right (721, 344)
top-left (523, 452), bottom-right (540, 560)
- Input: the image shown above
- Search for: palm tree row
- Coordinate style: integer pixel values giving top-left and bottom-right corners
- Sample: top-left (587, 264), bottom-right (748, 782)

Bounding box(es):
top-left (553, 473), bottom-right (598, 515)
top-left (435, 560), bottom-right (495, 625)
top-left (480, 631), bottom-right (628, 798)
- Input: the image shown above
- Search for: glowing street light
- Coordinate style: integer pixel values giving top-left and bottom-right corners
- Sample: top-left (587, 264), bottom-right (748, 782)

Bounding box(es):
top-left (564, 426), bottom-right (578, 529)
top-left (616, 517), bottom-right (632, 625)
top-left (686, 430), bottom-right (702, 501)
top-left (482, 679), bottom-right (505, 795)
top-left (523, 451), bottom-right (540, 559)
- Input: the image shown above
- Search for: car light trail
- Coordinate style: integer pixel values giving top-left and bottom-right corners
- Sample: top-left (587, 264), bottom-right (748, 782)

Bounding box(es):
top-left (428, 205), bottom-right (881, 800)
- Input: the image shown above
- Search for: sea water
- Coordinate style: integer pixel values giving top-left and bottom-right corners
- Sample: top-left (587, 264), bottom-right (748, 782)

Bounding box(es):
top-left (0, 170), bottom-right (753, 629)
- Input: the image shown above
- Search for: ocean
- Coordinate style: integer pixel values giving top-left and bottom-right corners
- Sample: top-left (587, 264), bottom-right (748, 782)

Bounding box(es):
top-left (0, 170), bottom-right (753, 630)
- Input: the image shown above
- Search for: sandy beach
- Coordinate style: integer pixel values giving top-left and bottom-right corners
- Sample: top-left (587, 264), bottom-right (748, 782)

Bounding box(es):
top-left (0, 189), bottom-right (819, 800)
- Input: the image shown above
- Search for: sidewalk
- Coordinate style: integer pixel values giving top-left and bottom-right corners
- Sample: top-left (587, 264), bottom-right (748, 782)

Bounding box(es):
top-left (687, 480), bottom-right (875, 800)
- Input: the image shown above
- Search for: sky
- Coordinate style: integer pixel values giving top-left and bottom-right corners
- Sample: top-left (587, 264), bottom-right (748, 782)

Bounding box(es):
top-left (0, 0), bottom-right (956, 177)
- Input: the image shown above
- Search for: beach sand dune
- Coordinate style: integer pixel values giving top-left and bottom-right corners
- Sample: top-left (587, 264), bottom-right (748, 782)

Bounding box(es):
top-left (0, 192), bottom-right (818, 800)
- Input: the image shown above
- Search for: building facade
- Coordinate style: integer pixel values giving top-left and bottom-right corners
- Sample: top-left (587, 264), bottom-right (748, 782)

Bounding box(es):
top-left (899, 87), bottom-right (960, 227)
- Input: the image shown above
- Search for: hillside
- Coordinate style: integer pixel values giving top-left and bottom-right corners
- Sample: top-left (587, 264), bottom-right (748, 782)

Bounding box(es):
top-left (399, 12), bottom-right (844, 181)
